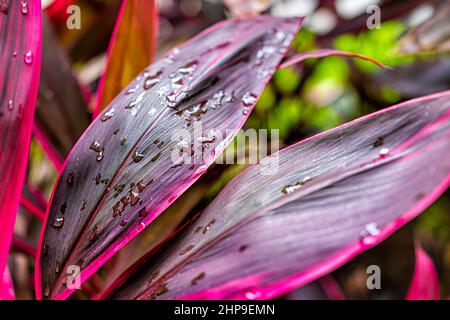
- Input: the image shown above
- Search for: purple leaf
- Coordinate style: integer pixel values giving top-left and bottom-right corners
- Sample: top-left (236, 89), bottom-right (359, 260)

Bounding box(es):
top-left (405, 243), bottom-right (439, 300)
top-left (0, 267), bottom-right (14, 300)
top-left (36, 15), bottom-right (303, 300)
top-left (0, 0), bottom-right (42, 278)
top-left (280, 49), bottom-right (392, 70)
top-left (103, 91), bottom-right (450, 300)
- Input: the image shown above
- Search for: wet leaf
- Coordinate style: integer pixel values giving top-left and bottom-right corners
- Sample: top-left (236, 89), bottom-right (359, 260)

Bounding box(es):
top-left (103, 91), bottom-right (450, 300)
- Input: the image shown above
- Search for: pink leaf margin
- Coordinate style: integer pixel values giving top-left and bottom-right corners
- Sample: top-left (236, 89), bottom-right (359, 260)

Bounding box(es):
top-left (280, 49), bottom-right (393, 70)
top-left (406, 243), bottom-right (440, 300)
top-left (181, 90), bottom-right (450, 300)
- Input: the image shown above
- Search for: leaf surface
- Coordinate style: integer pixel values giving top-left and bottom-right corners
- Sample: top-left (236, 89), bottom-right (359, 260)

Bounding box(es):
top-left (36, 15), bottom-right (303, 300)
top-left (94, 0), bottom-right (159, 116)
top-left (0, 0), bottom-right (42, 277)
top-left (104, 91), bottom-right (450, 300)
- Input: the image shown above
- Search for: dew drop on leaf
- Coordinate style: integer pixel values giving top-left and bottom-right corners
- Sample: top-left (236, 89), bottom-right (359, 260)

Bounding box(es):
top-left (20, 0), bottom-right (28, 15)
top-left (51, 217), bottom-right (64, 229)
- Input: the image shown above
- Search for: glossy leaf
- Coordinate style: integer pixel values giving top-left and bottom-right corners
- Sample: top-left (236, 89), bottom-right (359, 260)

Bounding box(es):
top-left (405, 244), bottom-right (440, 300)
top-left (104, 91), bottom-right (450, 300)
top-left (280, 49), bottom-right (392, 70)
top-left (0, 267), bottom-right (14, 300)
top-left (94, 0), bottom-right (159, 116)
top-left (0, 0), bottom-right (42, 277)
top-left (36, 16), bottom-right (303, 300)
top-left (35, 17), bottom-right (91, 163)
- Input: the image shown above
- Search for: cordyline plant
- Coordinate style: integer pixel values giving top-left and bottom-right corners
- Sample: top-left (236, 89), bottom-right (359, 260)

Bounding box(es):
top-left (0, 0), bottom-right (448, 301)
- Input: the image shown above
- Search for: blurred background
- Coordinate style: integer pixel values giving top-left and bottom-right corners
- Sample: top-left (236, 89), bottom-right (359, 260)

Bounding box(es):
top-left (12, 0), bottom-right (450, 299)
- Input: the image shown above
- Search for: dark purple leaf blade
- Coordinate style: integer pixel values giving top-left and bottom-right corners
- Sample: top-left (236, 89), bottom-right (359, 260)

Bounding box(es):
top-left (405, 243), bottom-right (439, 300)
top-left (103, 91), bottom-right (450, 300)
top-left (0, 0), bottom-right (41, 280)
top-left (36, 16), bottom-right (303, 300)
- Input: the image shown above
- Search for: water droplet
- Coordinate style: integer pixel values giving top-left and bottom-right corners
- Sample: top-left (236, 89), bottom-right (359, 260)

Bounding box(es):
top-left (177, 138), bottom-right (190, 152)
top-left (256, 46), bottom-right (275, 60)
top-left (132, 151), bottom-right (144, 162)
top-left (12, 51), bottom-right (17, 58)
top-left (52, 217), bottom-right (64, 229)
top-left (7, 99), bottom-right (13, 110)
top-left (100, 108), bottom-right (115, 122)
top-left (20, 1), bottom-right (28, 15)
top-left (23, 50), bottom-right (33, 64)
top-left (179, 245), bottom-right (194, 255)
top-left (379, 148), bottom-right (390, 157)
top-left (197, 134), bottom-right (216, 143)
top-left (80, 199), bottom-right (87, 211)
top-left (44, 285), bottom-right (50, 297)
top-left (241, 92), bottom-right (257, 107)
top-left (90, 141), bottom-right (103, 152)
top-left (95, 173), bottom-right (102, 185)
top-left (194, 226), bottom-right (203, 233)
top-left (136, 180), bottom-right (148, 193)
top-left (90, 141), bottom-right (105, 161)
top-left (126, 84), bottom-right (139, 95)
top-left (191, 272), bottom-right (205, 285)
top-left (120, 219), bottom-right (128, 226)
top-left (282, 176), bottom-right (313, 194)
top-left (96, 150), bottom-right (104, 161)
top-left (143, 72), bottom-right (161, 90)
